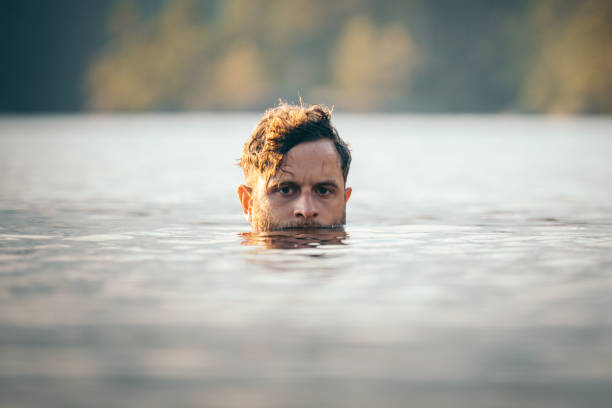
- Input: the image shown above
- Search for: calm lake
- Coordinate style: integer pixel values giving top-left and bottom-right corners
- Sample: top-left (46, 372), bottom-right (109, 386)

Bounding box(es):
top-left (1, 114), bottom-right (611, 407)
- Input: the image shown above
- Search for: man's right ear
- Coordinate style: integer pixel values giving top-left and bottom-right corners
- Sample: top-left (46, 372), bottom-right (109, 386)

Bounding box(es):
top-left (237, 185), bottom-right (253, 222)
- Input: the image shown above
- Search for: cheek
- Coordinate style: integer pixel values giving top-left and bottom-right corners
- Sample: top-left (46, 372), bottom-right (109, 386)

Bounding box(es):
top-left (272, 198), bottom-right (295, 217)
top-left (252, 193), bottom-right (271, 215)
top-left (320, 196), bottom-right (345, 215)
top-left (261, 195), bottom-right (291, 218)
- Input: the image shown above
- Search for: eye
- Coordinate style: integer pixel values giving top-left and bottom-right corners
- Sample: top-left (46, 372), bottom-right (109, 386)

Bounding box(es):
top-left (317, 186), bottom-right (332, 196)
top-left (279, 185), bottom-right (295, 195)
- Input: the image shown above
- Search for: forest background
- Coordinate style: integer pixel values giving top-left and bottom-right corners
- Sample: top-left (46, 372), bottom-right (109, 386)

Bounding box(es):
top-left (1, 0), bottom-right (611, 114)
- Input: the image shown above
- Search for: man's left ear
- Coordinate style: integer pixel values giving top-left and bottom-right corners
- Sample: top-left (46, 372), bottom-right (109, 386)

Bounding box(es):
top-left (344, 187), bottom-right (352, 203)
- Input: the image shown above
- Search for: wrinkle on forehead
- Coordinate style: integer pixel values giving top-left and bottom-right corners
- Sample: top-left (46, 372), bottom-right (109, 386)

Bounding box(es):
top-left (276, 167), bottom-right (295, 178)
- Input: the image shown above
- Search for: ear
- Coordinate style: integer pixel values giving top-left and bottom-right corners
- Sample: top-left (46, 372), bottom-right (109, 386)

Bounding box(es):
top-left (237, 184), bottom-right (253, 222)
top-left (344, 186), bottom-right (352, 203)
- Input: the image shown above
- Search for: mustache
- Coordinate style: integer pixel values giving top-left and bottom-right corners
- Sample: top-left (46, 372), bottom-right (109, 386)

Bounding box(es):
top-left (279, 221), bottom-right (324, 230)
top-left (252, 206), bottom-right (347, 232)
top-left (274, 220), bottom-right (343, 231)
top-left (254, 220), bottom-right (345, 232)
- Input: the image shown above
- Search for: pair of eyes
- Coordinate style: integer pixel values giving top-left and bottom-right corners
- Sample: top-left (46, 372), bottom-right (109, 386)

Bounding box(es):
top-left (277, 185), bottom-right (334, 197)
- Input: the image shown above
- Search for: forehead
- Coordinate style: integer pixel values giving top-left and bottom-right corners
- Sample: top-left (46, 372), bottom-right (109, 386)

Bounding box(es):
top-left (274, 139), bottom-right (343, 183)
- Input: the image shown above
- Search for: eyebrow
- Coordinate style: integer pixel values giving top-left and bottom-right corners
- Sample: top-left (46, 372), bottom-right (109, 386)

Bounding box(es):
top-left (269, 179), bottom-right (340, 191)
top-left (266, 180), bottom-right (294, 192)
top-left (315, 180), bottom-right (340, 189)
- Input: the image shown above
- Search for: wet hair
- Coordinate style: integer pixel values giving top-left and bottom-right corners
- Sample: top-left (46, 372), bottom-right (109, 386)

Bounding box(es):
top-left (240, 102), bottom-right (351, 187)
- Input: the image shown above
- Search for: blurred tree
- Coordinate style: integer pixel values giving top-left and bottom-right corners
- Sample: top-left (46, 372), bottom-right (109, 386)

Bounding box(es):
top-left (77, 0), bottom-right (612, 113)
top-left (521, 0), bottom-right (612, 113)
top-left (188, 42), bottom-right (269, 109)
top-left (0, 0), bottom-right (108, 111)
top-left (88, 0), bottom-right (210, 110)
top-left (328, 16), bottom-right (419, 110)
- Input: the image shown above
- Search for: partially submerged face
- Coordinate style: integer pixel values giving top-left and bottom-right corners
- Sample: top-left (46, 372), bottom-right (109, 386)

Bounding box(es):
top-left (238, 139), bottom-right (351, 231)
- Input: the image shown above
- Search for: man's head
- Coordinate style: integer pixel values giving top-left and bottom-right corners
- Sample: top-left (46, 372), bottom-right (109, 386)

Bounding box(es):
top-left (238, 103), bottom-right (352, 231)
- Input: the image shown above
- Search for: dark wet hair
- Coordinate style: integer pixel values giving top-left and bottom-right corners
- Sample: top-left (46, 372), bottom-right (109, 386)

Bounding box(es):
top-left (240, 103), bottom-right (351, 186)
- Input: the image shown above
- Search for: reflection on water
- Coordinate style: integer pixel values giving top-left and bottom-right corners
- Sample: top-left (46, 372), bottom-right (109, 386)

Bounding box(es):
top-left (1, 115), bottom-right (612, 408)
top-left (240, 229), bottom-right (348, 249)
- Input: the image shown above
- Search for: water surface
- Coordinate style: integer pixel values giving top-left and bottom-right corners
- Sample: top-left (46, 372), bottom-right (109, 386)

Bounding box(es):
top-left (1, 114), bottom-right (611, 407)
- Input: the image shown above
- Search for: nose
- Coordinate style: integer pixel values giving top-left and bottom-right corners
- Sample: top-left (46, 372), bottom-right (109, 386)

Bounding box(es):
top-left (293, 191), bottom-right (318, 220)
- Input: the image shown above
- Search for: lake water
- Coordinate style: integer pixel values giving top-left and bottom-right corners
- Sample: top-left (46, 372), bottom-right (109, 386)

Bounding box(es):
top-left (1, 114), bottom-right (611, 407)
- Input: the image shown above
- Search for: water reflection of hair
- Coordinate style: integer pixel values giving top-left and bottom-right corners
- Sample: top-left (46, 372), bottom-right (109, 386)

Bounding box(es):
top-left (239, 229), bottom-right (348, 249)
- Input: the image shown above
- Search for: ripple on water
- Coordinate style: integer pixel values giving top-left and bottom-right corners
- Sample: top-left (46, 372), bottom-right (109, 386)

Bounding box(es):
top-left (63, 234), bottom-right (134, 241)
top-left (0, 234), bottom-right (56, 240)
top-left (2, 115), bottom-right (612, 407)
